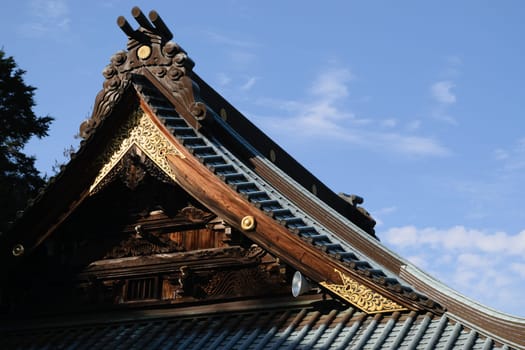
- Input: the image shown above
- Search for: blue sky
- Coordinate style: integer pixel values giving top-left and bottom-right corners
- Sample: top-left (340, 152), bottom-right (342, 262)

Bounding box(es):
top-left (1, 1), bottom-right (524, 316)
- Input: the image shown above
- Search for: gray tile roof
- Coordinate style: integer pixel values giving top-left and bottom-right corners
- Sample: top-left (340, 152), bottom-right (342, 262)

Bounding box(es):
top-left (0, 297), bottom-right (510, 349)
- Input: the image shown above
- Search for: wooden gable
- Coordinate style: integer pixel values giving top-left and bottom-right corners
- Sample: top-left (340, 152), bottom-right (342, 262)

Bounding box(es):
top-left (1, 102), bottom-right (292, 314)
top-left (0, 5), bottom-right (426, 313)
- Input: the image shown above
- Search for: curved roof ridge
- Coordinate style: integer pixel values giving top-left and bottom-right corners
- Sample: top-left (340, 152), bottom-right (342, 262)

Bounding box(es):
top-left (402, 263), bottom-right (525, 321)
top-left (400, 264), bottom-right (525, 348)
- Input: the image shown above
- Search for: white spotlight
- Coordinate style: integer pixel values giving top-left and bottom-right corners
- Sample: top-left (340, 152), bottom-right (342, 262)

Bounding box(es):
top-left (292, 271), bottom-right (312, 297)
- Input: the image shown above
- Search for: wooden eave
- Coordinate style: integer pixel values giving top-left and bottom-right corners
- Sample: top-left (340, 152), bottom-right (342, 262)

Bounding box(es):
top-left (0, 89), bottom-right (139, 270)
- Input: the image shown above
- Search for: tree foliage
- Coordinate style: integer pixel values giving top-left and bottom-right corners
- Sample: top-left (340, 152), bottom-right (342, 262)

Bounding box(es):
top-left (0, 49), bottom-right (53, 232)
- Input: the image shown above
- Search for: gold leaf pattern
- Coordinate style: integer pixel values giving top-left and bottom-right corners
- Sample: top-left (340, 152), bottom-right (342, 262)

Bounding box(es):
top-left (320, 269), bottom-right (407, 314)
top-left (90, 110), bottom-right (184, 193)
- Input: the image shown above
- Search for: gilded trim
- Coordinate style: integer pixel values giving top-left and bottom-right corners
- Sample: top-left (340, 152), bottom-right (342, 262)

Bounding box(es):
top-left (320, 269), bottom-right (407, 314)
top-left (90, 110), bottom-right (184, 193)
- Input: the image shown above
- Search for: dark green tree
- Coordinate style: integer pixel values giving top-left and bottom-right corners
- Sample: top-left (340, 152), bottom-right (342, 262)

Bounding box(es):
top-left (0, 49), bottom-right (53, 233)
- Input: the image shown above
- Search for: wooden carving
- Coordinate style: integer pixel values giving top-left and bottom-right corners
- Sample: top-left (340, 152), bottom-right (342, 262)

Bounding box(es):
top-left (320, 269), bottom-right (407, 314)
top-left (80, 7), bottom-right (208, 139)
top-left (79, 57), bottom-right (132, 139)
top-left (180, 206), bottom-right (215, 224)
top-left (103, 230), bottom-right (184, 259)
top-left (89, 110), bottom-right (184, 194)
top-left (92, 145), bottom-right (174, 194)
top-left (77, 245), bottom-right (286, 306)
top-left (202, 267), bottom-right (281, 297)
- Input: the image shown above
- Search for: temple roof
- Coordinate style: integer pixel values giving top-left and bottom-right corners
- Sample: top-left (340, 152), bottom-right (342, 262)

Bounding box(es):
top-left (1, 7), bottom-right (524, 349)
top-left (0, 295), bottom-right (512, 350)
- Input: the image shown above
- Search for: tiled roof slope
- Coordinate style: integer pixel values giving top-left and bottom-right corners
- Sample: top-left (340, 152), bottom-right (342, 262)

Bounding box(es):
top-left (0, 296), bottom-right (511, 350)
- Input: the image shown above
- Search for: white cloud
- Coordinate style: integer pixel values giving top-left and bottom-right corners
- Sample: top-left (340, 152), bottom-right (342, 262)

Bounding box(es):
top-left (428, 57), bottom-right (461, 125)
top-left (216, 73), bottom-right (232, 87)
top-left (381, 119), bottom-right (397, 128)
top-left (511, 263), bottom-right (525, 278)
top-left (229, 50), bottom-right (257, 66)
top-left (494, 137), bottom-right (525, 172)
top-left (431, 112), bottom-right (458, 125)
top-left (379, 133), bottom-right (448, 157)
top-left (254, 66), bottom-right (450, 157)
top-left (493, 148), bottom-right (509, 161)
top-left (406, 255), bottom-right (428, 269)
top-left (431, 81), bottom-right (456, 104)
top-left (383, 225), bottom-right (525, 255)
top-left (444, 55), bottom-right (462, 78)
top-left (241, 76), bottom-right (258, 91)
top-left (21, 0), bottom-right (70, 37)
top-left (406, 120), bottom-right (421, 131)
top-left (309, 68), bottom-right (353, 100)
top-left (446, 55), bottom-right (463, 67)
top-left (371, 206), bottom-right (397, 227)
top-left (204, 30), bottom-right (260, 49)
top-left (382, 225), bottom-right (525, 315)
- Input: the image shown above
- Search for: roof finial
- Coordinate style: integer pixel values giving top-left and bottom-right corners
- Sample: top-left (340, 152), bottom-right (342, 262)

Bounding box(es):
top-left (149, 10), bottom-right (173, 41)
top-left (117, 7), bottom-right (173, 44)
top-left (131, 6), bottom-right (155, 32)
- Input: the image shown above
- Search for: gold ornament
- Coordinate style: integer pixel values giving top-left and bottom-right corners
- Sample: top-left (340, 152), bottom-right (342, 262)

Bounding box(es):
top-left (90, 110), bottom-right (184, 193)
top-left (320, 269), bottom-right (407, 314)
top-left (137, 45), bottom-right (152, 60)
top-left (241, 216), bottom-right (256, 231)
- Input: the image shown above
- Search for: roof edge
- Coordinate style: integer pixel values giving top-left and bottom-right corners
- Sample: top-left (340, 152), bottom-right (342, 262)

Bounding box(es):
top-left (401, 264), bottom-right (525, 347)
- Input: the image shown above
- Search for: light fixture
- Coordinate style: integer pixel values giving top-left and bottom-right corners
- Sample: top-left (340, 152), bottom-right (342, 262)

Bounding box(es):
top-left (292, 271), bottom-right (312, 297)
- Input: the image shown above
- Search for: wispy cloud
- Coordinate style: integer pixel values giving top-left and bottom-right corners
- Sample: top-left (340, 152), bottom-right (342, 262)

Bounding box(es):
top-left (380, 118), bottom-right (397, 128)
top-left (240, 76), bottom-right (258, 91)
top-left (430, 81), bottom-right (457, 125)
top-left (429, 56), bottom-right (462, 125)
top-left (372, 206), bottom-right (397, 227)
top-left (254, 66), bottom-right (450, 157)
top-left (431, 81), bottom-right (456, 104)
top-left (309, 68), bottom-right (353, 100)
top-left (444, 55), bottom-right (462, 77)
top-left (204, 30), bottom-right (260, 90)
top-left (204, 30), bottom-right (260, 49)
top-left (20, 0), bottom-right (70, 37)
top-left (382, 225), bottom-right (525, 315)
top-left (216, 72), bottom-right (232, 87)
top-left (493, 137), bottom-right (525, 172)
top-left (406, 120), bottom-right (422, 131)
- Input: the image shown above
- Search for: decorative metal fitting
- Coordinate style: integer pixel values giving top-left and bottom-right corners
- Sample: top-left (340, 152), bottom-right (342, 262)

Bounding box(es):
top-left (137, 45), bottom-right (152, 59)
top-left (12, 244), bottom-right (25, 257)
top-left (241, 216), bottom-right (256, 231)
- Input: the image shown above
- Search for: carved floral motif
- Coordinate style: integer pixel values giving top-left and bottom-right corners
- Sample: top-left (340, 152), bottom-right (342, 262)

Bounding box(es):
top-left (89, 110), bottom-right (184, 193)
top-left (320, 269), bottom-right (407, 314)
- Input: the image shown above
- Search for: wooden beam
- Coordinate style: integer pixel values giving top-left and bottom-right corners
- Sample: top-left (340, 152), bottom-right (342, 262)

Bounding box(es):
top-left (163, 145), bottom-right (418, 312)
